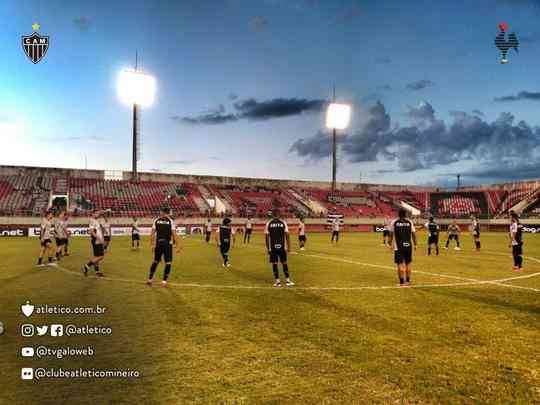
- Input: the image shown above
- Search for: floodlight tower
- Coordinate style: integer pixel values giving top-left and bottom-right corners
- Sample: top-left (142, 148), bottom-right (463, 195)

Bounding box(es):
top-left (325, 86), bottom-right (351, 192)
top-left (117, 53), bottom-right (156, 182)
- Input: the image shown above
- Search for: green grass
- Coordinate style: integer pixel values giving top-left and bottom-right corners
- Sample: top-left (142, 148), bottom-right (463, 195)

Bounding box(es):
top-left (0, 232), bottom-right (539, 404)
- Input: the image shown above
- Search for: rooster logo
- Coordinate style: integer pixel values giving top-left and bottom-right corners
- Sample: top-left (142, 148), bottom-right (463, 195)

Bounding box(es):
top-left (495, 22), bottom-right (519, 64)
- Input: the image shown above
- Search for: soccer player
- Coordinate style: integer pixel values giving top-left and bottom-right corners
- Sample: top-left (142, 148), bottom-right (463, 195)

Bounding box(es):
top-left (471, 215), bottom-right (481, 251)
top-left (102, 214), bottom-right (112, 252)
top-left (425, 216), bottom-right (440, 256)
top-left (131, 217), bottom-right (140, 250)
top-left (83, 210), bottom-right (105, 277)
top-left (215, 217), bottom-right (235, 268)
top-left (54, 211), bottom-right (68, 261)
top-left (388, 208), bottom-right (417, 287)
top-left (382, 216), bottom-right (390, 246)
top-left (298, 217), bottom-right (307, 251)
top-left (265, 208), bottom-right (294, 287)
top-left (244, 217), bottom-right (253, 244)
top-left (445, 220), bottom-right (461, 250)
top-left (509, 211), bottom-right (524, 272)
top-left (146, 208), bottom-right (179, 287)
top-left (62, 212), bottom-right (71, 256)
top-left (37, 210), bottom-right (55, 266)
top-left (331, 217), bottom-right (340, 244)
top-left (205, 218), bottom-right (213, 243)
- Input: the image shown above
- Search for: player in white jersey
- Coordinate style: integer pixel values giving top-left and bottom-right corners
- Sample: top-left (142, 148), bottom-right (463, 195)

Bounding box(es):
top-left (205, 219), bottom-right (213, 243)
top-left (37, 210), bottom-right (55, 266)
top-left (382, 216), bottom-right (391, 246)
top-left (471, 215), bottom-right (481, 252)
top-left (54, 211), bottom-right (69, 261)
top-left (244, 217), bottom-right (253, 244)
top-left (102, 214), bottom-right (112, 252)
top-left (131, 217), bottom-right (140, 250)
top-left (298, 218), bottom-right (307, 250)
top-left (83, 210), bottom-right (106, 277)
top-left (331, 217), bottom-right (340, 244)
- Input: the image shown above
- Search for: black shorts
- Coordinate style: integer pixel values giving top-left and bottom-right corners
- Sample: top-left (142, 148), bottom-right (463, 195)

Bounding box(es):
top-left (473, 230), bottom-right (480, 237)
top-left (512, 243), bottom-right (523, 256)
top-left (132, 233), bottom-right (140, 241)
top-left (299, 235), bottom-right (306, 242)
top-left (154, 240), bottom-right (173, 263)
top-left (104, 236), bottom-right (111, 243)
top-left (220, 243), bottom-right (231, 255)
top-left (332, 230), bottom-right (339, 237)
top-left (269, 249), bottom-right (287, 264)
top-left (394, 248), bottom-right (412, 265)
top-left (383, 230), bottom-right (390, 237)
top-left (448, 234), bottom-right (459, 241)
top-left (428, 235), bottom-right (439, 245)
top-left (92, 242), bottom-right (105, 257)
top-left (55, 238), bottom-right (67, 246)
top-left (41, 239), bottom-right (52, 247)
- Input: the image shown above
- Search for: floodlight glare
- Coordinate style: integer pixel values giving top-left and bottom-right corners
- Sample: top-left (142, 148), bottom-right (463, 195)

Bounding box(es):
top-left (117, 69), bottom-right (156, 107)
top-left (326, 103), bottom-right (351, 130)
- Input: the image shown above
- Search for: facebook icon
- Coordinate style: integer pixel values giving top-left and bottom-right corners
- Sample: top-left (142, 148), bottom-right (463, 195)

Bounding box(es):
top-left (50, 324), bottom-right (64, 337)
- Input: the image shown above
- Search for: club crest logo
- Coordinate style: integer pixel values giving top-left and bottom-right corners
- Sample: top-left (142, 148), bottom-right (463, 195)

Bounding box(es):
top-left (22, 23), bottom-right (49, 64)
top-left (21, 301), bottom-right (35, 317)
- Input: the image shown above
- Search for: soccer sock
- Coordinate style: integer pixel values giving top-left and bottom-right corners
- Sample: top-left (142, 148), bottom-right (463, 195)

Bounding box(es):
top-left (513, 255), bottom-right (519, 267)
top-left (475, 241), bottom-right (481, 250)
top-left (272, 264), bottom-right (279, 279)
top-left (38, 257), bottom-right (43, 265)
top-left (517, 255), bottom-right (523, 268)
top-left (149, 262), bottom-right (158, 279)
top-left (86, 261), bottom-right (94, 268)
top-left (94, 265), bottom-right (100, 273)
top-left (399, 277), bottom-right (404, 285)
top-left (436, 246), bottom-right (439, 255)
top-left (428, 247), bottom-right (431, 255)
top-left (163, 264), bottom-right (171, 281)
top-left (457, 239), bottom-right (460, 247)
top-left (282, 263), bottom-right (289, 278)
top-left (446, 240), bottom-right (450, 248)
top-left (223, 254), bottom-right (229, 265)
top-left (406, 273), bottom-right (410, 283)
top-left (48, 256), bottom-right (53, 263)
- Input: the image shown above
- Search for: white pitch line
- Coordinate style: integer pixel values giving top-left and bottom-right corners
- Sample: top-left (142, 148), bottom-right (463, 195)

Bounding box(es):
top-left (51, 262), bottom-right (540, 292)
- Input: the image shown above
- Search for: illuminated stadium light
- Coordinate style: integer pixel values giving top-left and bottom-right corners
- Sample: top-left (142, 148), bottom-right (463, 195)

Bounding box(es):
top-left (326, 103), bottom-right (351, 130)
top-left (117, 69), bottom-right (156, 107)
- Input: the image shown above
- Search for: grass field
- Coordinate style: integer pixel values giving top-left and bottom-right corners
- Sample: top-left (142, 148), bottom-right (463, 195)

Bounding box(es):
top-left (1, 232), bottom-right (539, 404)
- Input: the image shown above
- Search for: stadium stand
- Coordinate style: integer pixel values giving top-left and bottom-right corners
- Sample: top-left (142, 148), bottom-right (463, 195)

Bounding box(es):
top-left (0, 165), bottom-right (539, 218)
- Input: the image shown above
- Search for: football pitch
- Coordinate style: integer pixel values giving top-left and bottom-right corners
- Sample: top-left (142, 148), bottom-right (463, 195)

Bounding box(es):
top-left (1, 232), bottom-right (539, 404)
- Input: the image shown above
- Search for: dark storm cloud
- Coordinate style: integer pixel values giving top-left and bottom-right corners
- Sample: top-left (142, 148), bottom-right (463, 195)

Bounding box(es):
top-left (462, 161), bottom-right (540, 182)
top-left (174, 97), bottom-right (326, 125)
top-left (171, 113), bottom-right (238, 125)
top-left (290, 101), bottom-right (540, 176)
top-left (406, 79), bottom-right (435, 91)
top-left (289, 131), bottom-right (338, 160)
top-left (494, 91), bottom-right (540, 102)
top-left (228, 93), bottom-right (239, 101)
top-left (73, 17), bottom-right (91, 31)
top-left (233, 98), bottom-right (326, 120)
top-left (472, 109), bottom-right (484, 116)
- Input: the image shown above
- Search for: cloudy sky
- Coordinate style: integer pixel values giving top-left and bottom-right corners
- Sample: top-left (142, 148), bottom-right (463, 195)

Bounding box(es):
top-left (2, 0), bottom-right (540, 186)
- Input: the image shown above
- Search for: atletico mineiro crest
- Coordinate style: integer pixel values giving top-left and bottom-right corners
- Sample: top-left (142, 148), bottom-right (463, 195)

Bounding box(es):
top-left (22, 23), bottom-right (49, 64)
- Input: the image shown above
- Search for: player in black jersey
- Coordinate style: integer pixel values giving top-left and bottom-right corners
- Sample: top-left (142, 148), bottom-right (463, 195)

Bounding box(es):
top-left (265, 209), bottom-right (294, 287)
top-left (509, 211), bottom-right (524, 272)
top-left (215, 217), bottom-right (235, 268)
top-left (388, 209), bottom-right (417, 287)
top-left (471, 215), bottom-right (481, 251)
top-left (146, 208), bottom-right (179, 287)
top-left (424, 216), bottom-right (440, 256)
